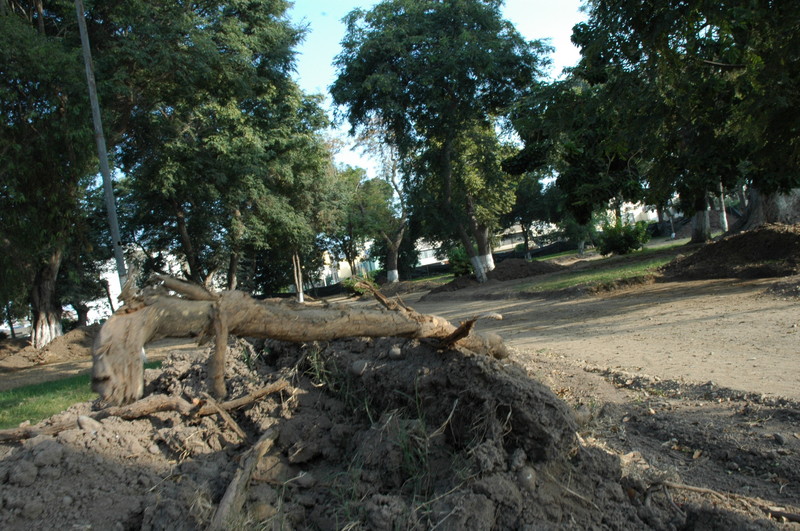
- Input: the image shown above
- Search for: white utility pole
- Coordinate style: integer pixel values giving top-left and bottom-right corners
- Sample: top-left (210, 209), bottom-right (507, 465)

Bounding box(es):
top-left (75, 0), bottom-right (127, 286)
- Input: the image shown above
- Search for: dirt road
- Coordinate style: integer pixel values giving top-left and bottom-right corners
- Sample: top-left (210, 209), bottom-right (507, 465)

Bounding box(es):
top-left (412, 276), bottom-right (800, 401)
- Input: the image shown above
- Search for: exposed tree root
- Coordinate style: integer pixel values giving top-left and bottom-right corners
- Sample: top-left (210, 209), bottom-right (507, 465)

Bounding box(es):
top-left (209, 427), bottom-right (279, 530)
top-left (92, 276), bottom-right (510, 405)
top-left (0, 379), bottom-right (289, 442)
top-left (662, 480), bottom-right (800, 523)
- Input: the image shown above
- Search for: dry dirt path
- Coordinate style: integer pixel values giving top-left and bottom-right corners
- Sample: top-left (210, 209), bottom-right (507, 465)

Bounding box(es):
top-left (410, 277), bottom-right (800, 401)
top-left (0, 338), bottom-right (197, 392)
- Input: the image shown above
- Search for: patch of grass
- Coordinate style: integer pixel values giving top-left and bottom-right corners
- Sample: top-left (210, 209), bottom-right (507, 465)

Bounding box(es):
top-left (411, 273), bottom-right (453, 285)
top-left (0, 361), bottom-right (162, 429)
top-left (519, 256), bottom-right (674, 293)
top-left (532, 249), bottom-right (579, 261)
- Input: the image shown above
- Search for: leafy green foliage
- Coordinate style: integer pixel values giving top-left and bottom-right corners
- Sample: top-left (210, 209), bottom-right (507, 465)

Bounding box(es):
top-left (0, 4), bottom-right (98, 345)
top-left (596, 220), bottom-right (651, 256)
top-left (445, 246), bottom-right (473, 278)
top-left (332, 0), bottom-right (550, 267)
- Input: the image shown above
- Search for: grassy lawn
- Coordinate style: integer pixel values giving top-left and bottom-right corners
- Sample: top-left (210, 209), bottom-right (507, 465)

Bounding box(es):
top-left (519, 254), bottom-right (676, 293)
top-left (0, 361), bottom-right (162, 430)
top-left (411, 273), bottom-right (453, 284)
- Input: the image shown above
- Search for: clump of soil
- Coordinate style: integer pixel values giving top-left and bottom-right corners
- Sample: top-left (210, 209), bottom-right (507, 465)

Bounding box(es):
top-left (3, 336), bottom-right (794, 529)
top-left (378, 279), bottom-right (448, 298)
top-left (763, 275), bottom-right (800, 299)
top-left (426, 258), bottom-right (563, 297)
top-left (0, 325), bottom-right (99, 371)
top-left (486, 258), bottom-right (564, 282)
top-left (426, 274), bottom-right (481, 294)
top-left (662, 224), bottom-right (800, 280)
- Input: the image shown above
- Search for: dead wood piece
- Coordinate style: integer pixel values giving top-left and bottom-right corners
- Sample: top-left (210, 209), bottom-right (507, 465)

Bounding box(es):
top-left (761, 507), bottom-right (800, 524)
top-left (93, 280), bottom-right (511, 405)
top-left (200, 392), bottom-right (247, 441)
top-left (0, 382), bottom-right (287, 442)
top-left (209, 379), bottom-right (290, 413)
top-left (209, 427), bottom-right (278, 530)
top-left (209, 302), bottom-right (228, 399)
top-left (663, 481), bottom-right (800, 523)
top-left (155, 274), bottom-right (218, 301)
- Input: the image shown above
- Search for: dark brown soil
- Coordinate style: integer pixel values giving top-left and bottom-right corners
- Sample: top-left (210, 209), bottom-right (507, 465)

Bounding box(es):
top-left (662, 224), bottom-right (800, 280)
top-left (1, 225), bottom-right (799, 529)
top-left (487, 258), bottom-right (564, 281)
top-left (4, 336), bottom-right (797, 530)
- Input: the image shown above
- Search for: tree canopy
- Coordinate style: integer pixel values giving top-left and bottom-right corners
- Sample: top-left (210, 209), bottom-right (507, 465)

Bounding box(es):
top-left (331, 0), bottom-right (551, 281)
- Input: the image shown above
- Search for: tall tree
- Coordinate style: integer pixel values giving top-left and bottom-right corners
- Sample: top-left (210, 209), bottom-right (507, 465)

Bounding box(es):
top-left (574, 0), bottom-right (800, 228)
top-left (355, 120), bottom-right (409, 283)
top-left (331, 0), bottom-right (549, 281)
top-left (0, 3), bottom-right (96, 348)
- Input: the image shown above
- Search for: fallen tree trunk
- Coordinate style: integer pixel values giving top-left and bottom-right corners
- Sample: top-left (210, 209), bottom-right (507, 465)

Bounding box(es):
top-left (93, 276), bottom-right (509, 405)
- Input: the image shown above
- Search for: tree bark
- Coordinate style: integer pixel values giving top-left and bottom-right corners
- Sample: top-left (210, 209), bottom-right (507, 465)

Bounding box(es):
top-left (30, 248), bottom-right (63, 349)
top-left (227, 251), bottom-right (239, 291)
top-left (174, 201), bottom-right (203, 284)
top-left (71, 301), bottom-right (90, 328)
top-left (92, 276), bottom-right (509, 405)
top-left (4, 303), bottom-right (16, 339)
top-left (738, 188), bottom-right (800, 231)
top-left (385, 244), bottom-right (400, 283)
top-left (292, 252), bottom-right (304, 304)
top-left (716, 181), bottom-right (729, 233)
top-left (102, 279), bottom-right (115, 313)
top-left (521, 221), bottom-right (532, 259)
top-left (690, 209), bottom-right (711, 243)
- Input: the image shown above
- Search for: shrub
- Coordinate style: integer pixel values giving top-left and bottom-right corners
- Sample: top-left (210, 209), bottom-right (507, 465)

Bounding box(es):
top-left (596, 220), bottom-right (651, 256)
top-left (446, 246), bottom-right (473, 277)
top-left (342, 275), bottom-right (379, 295)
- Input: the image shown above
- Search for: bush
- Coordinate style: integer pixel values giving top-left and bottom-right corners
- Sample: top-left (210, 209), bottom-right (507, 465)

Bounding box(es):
top-left (596, 220), bottom-right (651, 256)
top-left (342, 275), bottom-right (379, 295)
top-left (446, 246), bottom-right (473, 277)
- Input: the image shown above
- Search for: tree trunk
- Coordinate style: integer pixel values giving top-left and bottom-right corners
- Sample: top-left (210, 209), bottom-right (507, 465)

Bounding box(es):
top-left (382, 222), bottom-right (406, 284)
top-left (521, 222), bottom-right (532, 260)
top-left (227, 252), bottom-right (239, 291)
top-left (174, 202), bottom-right (203, 283)
top-left (385, 244), bottom-right (400, 283)
top-left (717, 181), bottom-right (729, 233)
top-left (31, 249), bottom-right (64, 349)
top-left (690, 209), bottom-right (711, 243)
top-left (456, 225), bottom-right (486, 283)
top-left (473, 224), bottom-right (495, 274)
top-left (92, 276), bottom-right (509, 405)
top-left (102, 279), bottom-right (116, 313)
top-left (292, 253), bottom-right (304, 304)
top-left (71, 302), bottom-right (90, 328)
top-left (4, 303), bottom-right (16, 339)
top-left (739, 188), bottom-right (800, 231)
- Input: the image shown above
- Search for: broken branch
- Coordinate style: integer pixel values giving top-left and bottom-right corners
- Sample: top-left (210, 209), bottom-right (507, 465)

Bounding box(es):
top-left (93, 282), bottom-right (511, 405)
top-left (209, 427), bottom-right (278, 530)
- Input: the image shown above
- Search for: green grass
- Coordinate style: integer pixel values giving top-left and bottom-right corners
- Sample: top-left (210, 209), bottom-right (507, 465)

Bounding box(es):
top-left (518, 255), bottom-right (674, 293)
top-left (0, 361), bottom-right (161, 430)
top-left (412, 273), bottom-right (453, 284)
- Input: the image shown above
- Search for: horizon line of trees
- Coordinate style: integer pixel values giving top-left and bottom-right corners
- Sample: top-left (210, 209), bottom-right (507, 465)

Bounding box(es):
top-left (3, 0), bottom-right (799, 349)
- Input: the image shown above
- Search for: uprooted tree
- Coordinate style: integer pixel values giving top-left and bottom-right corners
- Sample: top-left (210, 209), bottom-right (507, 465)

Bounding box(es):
top-left (92, 275), bottom-right (508, 406)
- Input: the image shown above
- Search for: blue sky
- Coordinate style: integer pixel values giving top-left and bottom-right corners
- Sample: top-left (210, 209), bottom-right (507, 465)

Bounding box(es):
top-left (287, 0), bottom-right (588, 171)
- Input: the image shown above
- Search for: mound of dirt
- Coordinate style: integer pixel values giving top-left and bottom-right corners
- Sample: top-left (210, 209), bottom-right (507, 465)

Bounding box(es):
top-left (427, 275), bottom-right (481, 295)
top-left (378, 279), bottom-right (447, 298)
top-left (3, 335), bottom-right (790, 529)
top-left (662, 224), bottom-right (800, 280)
top-left (487, 258), bottom-right (564, 282)
top-left (425, 259), bottom-right (563, 297)
top-left (0, 325), bottom-right (99, 371)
